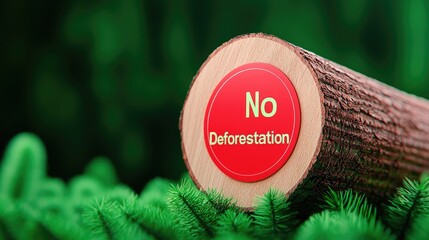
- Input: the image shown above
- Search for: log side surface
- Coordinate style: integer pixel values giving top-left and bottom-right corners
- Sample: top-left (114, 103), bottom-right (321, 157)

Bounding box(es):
top-left (181, 33), bottom-right (429, 210)
top-left (291, 46), bottom-right (429, 205)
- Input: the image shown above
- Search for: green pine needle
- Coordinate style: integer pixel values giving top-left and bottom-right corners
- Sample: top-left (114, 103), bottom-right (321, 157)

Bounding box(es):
top-left (206, 189), bottom-right (239, 215)
top-left (323, 189), bottom-right (376, 219)
top-left (102, 185), bottom-right (136, 204)
top-left (406, 214), bottom-right (429, 240)
top-left (82, 197), bottom-right (149, 240)
top-left (215, 209), bottom-right (254, 239)
top-left (253, 188), bottom-right (298, 238)
top-left (121, 195), bottom-right (176, 240)
top-left (65, 176), bottom-right (107, 222)
top-left (0, 133), bottom-right (46, 201)
top-left (1, 133), bottom-right (428, 240)
top-left (28, 178), bottom-right (66, 215)
top-left (384, 176), bottom-right (429, 238)
top-left (68, 175), bottom-right (106, 200)
top-left (0, 197), bottom-right (16, 240)
top-left (28, 210), bottom-right (88, 240)
top-left (167, 178), bottom-right (219, 239)
top-left (295, 210), bottom-right (394, 240)
top-left (81, 198), bottom-right (118, 239)
top-left (139, 177), bottom-right (173, 209)
top-left (81, 188), bottom-right (172, 240)
top-left (84, 156), bottom-right (118, 187)
top-left (180, 172), bottom-right (193, 183)
top-left (2, 201), bottom-right (87, 240)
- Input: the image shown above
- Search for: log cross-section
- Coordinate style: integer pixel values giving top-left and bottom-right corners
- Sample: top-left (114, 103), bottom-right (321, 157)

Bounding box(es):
top-left (180, 33), bottom-right (429, 210)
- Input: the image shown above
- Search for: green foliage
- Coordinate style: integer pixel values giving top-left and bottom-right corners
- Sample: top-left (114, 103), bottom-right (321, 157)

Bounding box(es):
top-left (1, 133), bottom-right (429, 239)
top-left (84, 156), bottom-right (118, 187)
top-left (167, 178), bottom-right (220, 239)
top-left (295, 189), bottom-right (393, 240)
top-left (406, 214), bottom-right (429, 240)
top-left (0, 197), bottom-right (17, 239)
top-left (206, 189), bottom-right (239, 215)
top-left (81, 197), bottom-right (134, 239)
top-left (295, 210), bottom-right (393, 240)
top-left (323, 189), bottom-right (376, 219)
top-left (253, 188), bottom-right (298, 238)
top-left (27, 178), bottom-right (66, 214)
top-left (139, 177), bottom-right (173, 209)
top-left (215, 210), bottom-right (254, 239)
top-left (384, 176), bottom-right (429, 239)
top-left (0, 133), bottom-right (46, 200)
top-left (120, 196), bottom-right (176, 240)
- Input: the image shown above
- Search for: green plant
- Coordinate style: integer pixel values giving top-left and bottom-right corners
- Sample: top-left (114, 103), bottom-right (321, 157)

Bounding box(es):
top-left (384, 175), bottom-right (429, 239)
top-left (1, 133), bottom-right (429, 239)
top-left (295, 190), bottom-right (393, 240)
top-left (253, 188), bottom-right (298, 238)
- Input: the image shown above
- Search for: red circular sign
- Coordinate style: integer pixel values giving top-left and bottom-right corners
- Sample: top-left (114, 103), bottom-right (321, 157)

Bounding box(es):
top-left (203, 63), bottom-right (301, 182)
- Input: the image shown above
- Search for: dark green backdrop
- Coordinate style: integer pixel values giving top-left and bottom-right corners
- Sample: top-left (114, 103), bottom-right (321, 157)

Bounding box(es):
top-left (1, 0), bottom-right (428, 191)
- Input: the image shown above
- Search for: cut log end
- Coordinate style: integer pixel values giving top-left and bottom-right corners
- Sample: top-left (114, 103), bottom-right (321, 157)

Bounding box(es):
top-left (180, 33), bottom-right (429, 210)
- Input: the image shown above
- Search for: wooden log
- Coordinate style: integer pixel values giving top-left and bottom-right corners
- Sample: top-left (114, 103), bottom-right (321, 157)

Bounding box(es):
top-left (180, 33), bottom-right (429, 210)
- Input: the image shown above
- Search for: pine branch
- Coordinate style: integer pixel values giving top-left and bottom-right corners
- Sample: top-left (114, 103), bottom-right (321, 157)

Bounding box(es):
top-left (84, 156), bottom-right (118, 187)
top-left (252, 188), bottom-right (298, 238)
top-left (81, 197), bottom-right (149, 240)
top-left (0, 219), bottom-right (14, 240)
top-left (295, 210), bottom-right (394, 240)
top-left (81, 198), bottom-right (119, 240)
top-left (323, 189), bottom-right (376, 219)
top-left (0, 197), bottom-right (16, 240)
top-left (179, 172), bottom-right (195, 185)
top-left (0, 133), bottom-right (46, 201)
top-left (121, 195), bottom-right (176, 240)
top-left (65, 175), bottom-right (107, 223)
top-left (3, 133), bottom-right (424, 240)
top-left (80, 187), bottom-right (137, 240)
top-left (406, 214), bottom-right (429, 240)
top-left (167, 178), bottom-right (220, 239)
top-left (68, 175), bottom-right (106, 199)
top-left (384, 176), bottom-right (429, 238)
top-left (139, 177), bottom-right (173, 209)
top-left (22, 209), bottom-right (58, 240)
top-left (215, 209), bottom-right (254, 239)
top-left (25, 207), bottom-right (89, 240)
top-left (81, 187), bottom-right (170, 240)
top-left (206, 189), bottom-right (239, 215)
top-left (0, 199), bottom-right (88, 240)
top-left (27, 178), bottom-right (66, 215)
top-left (0, 199), bottom-right (37, 240)
top-left (102, 185), bottom-right (136, 204)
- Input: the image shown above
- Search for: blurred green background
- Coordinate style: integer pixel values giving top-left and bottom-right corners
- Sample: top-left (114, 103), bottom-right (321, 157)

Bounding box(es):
top-left (1, 0), bottom-right (428, 191)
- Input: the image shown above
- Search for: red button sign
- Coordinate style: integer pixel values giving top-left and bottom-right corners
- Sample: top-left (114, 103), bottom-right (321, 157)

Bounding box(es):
top-left (203, 63), bottom-right (301, 182)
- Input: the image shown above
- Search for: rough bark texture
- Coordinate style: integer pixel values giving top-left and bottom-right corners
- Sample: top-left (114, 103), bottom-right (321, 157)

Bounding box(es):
top-left (289, 47), bottom-right (429, 214)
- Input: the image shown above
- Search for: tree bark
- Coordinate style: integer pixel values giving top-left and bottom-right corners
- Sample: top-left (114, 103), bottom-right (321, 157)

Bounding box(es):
top-left (180, 33), bottom-right (429, 212)
top-left (289, 45), bottom-right (429, 211)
